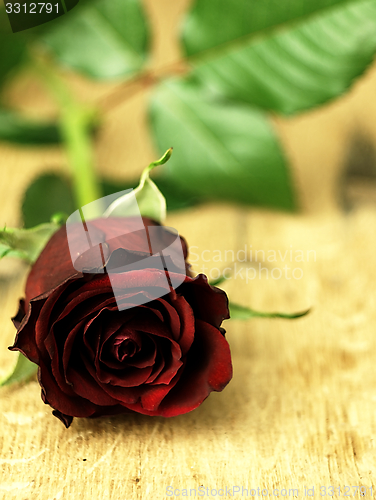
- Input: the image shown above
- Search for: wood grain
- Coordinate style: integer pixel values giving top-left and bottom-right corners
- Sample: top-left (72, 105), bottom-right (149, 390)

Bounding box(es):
top-left (1, 0), bottom-right (376, 498)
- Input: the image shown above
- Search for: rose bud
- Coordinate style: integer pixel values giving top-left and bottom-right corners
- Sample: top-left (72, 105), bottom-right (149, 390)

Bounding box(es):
top-left (10, 217), bottom-right (232, 427)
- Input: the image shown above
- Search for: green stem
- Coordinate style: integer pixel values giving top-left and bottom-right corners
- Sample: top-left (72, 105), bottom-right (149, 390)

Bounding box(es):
top-left (60, 106), bottom-right (102, 214)
top-left (33, 56), bottom-right (103, 217)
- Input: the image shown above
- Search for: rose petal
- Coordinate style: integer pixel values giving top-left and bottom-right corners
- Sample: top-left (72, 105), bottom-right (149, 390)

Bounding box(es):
top-left (94, 366), bottom-right (143, 405)
top-left (36, 285), bottom-right (73, 360)
top-left (140, 369), bottom-right (182, 411)
top-left (150, 297), bottom-right (181, 341)
top-left (100, 328), bottom-right (157, 370)
top-left (82, 306), bottom-right (134, 359)
top-left (45, 319), bottom-right (85, 397)
top-left (66, 366), bottom-right (118, 406)
top-left (168, 294), bottom-right (195, 356)
top-left (10, 274), bottom-right (82, 363)
top-left (143, 347), bottom-right (165, 383)
top-left (112, 366), bottom-right (184, 414)
top-left (55, 287), bottom-right (115, 325)
top-left (97, 364), bottom-right (153, 387)
top-left (38, 358), bottom-right (98, 418)
top-left (155, 319), bottom-right (232, 416)
top-left (25, 226), bottom-right (81, 306)
top-left (177, 274), bottom-right (230, 328)
top-left (146, 338), bottom-right (183, 386)
top-left (82, 307), bottom-right (118, 360)
top-left (91, 218), bottom-right (189, 267)
top-left (52, 410), bottom-right (74, 428)
top-left (126, 309), bottom-right (176, 342)
top-left (9, 299), bottom-right (43, 364)
top-left (11, 299), bottom-right (26, 330)
top-left (123, 311), bottom-right (184, 383)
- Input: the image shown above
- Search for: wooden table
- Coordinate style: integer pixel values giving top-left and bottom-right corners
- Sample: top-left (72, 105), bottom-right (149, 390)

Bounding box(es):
top-left (1, 0), bottom-right (376, 497)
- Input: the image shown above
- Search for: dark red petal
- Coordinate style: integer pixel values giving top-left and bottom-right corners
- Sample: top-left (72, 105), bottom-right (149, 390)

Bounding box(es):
top-left (54, 286), bottom-right (115, 326)
top-left (126, 309), bottom-right (177, 342)
top-left (66, 366), bottom-right (118, 406)
top-left (11, 299), bottom-right (26, 330)
top-left (10, 275), bottom-right (81, 363)
top-left (90, 217), bottom-right (159, 255)
top-left (109, 367), bottom-right (183, 414)
top-left (62, 323), bottom-right (84, 377)
top-left (100, 327), bottom-right (157, 369)
top-left (9, 299), bottom-right (43, 364)
top-left (146, 339), bottom-right (182, 385)
top-left (126, 320), bottom-right (232, 417)
top-left (118, 313), bottom-right (183, 383)
top-left (95, 369), bottom-right (142, 405)
top-left (44, 320), bottom-right (85, 397)
top-left (82, 306), bottom-right (119, 360)
top-left (38, 358), bottom-right (98, 418)
top-left (151, 297), bottom-right (181, 341)
top-left (169, 294), bottom-right (195, 356)
top-left (80, 334), bottom-right (152, 392)
top-left (35, 283), bottom-right (74, 360)
top-left (178, 274), bottom-right (230, 328)
top-left (86, 405), bottom-right (137, 419)
top-left (108, 268), bottom-right (174, 294)
top-left (91, 218), bottom-right (189, 267)
top-left (97, 364), bottom-right (153, 387)
top-left (155, 319), bottom-right (232, 416)
top-left (81, 308), bottom-right (141, 377)
top-left (25, 216), bottom-right (190, 308)
top-left (140, 370), bottom-right (182, 411)
top-left (143, 347), bottom-right (165, 383)
top-left (25, 226), bottom-right (81, 307)
top-left (194, 319), bottom-right (233, 392)
top-left (52, 410), bottom-right (73, 428)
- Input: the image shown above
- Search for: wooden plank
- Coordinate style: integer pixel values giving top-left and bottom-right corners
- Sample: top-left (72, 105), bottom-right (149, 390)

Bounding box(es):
top-left (1, 0), bottom-right (376, 497)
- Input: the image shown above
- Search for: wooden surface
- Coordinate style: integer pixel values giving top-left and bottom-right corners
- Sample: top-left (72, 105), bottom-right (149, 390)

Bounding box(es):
top-left (2, 1), bottom-right (376, 498)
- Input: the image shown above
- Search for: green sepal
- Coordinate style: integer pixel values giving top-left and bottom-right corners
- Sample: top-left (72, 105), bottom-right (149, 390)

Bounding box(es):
top-left (0, 354), bottom-right (37, 387)
top-left (104, 148), bottom-right (171, 223)
top-left (50, 212), bottom-right (69, 225)
top-left (0, 220), bottom-right (61, 264)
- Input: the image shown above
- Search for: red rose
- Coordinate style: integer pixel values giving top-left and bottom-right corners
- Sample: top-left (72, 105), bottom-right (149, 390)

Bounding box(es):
top-left (10, 217), bottom-right (232, 427)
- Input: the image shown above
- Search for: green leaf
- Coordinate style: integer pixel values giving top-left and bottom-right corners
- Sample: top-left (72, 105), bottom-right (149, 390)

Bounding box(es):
top-left (0, 353), bottom-right (37, 387)
top-left (0, 109), bottom-right (62, 145)
top-left (149, 79), bottom-right (295, 210)
top-left (22, 173), bottom-right (76, 228)
top-left (104, 149), bottom-right (171, 223)
top-left (229, 302), bottom-right (311, 320)
top-left (40, 0), bottom-right (150, 79)
top-left (0, 222), bottom-right (60, 264)
top-left (0, 10), bottom-right (27, 89)
top-left (183, 0), bottom-right (352, 56)
top-left (187, 0), bottom-right (376, 115)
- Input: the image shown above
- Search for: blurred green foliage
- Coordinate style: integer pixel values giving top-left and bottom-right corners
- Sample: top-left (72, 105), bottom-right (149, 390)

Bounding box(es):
top-left (1, 0), bottom-right (376, 220)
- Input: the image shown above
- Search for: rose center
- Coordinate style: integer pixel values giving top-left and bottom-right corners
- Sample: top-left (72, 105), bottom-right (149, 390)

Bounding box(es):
top-left (113, 337), bottom-right (138, 362)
